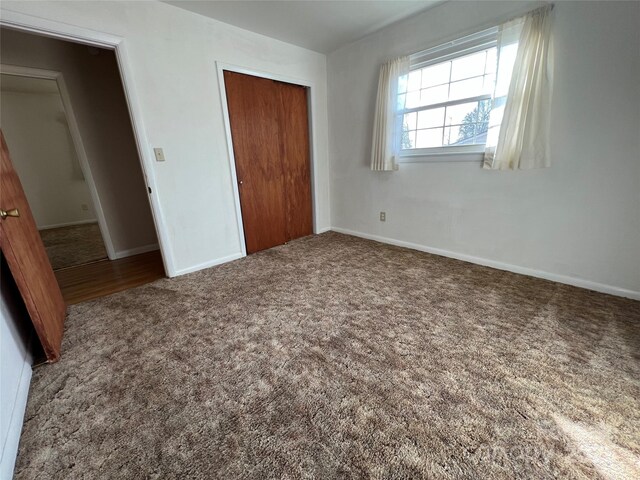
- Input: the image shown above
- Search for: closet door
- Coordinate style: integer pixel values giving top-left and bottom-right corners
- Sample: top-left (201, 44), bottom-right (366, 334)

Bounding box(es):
top-left (276, 81), bottom-right (313, 242)
top-left (224, 71), bottom-right (313, 254)
top-left (224, 71), bottom-right (288, 254)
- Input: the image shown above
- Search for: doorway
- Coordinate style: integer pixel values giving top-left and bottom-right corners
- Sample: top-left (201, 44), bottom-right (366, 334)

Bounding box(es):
top-left (223, 71), bottom-right (314, 254)
top-left (0, 27), bottom-right (166, 305)
top-left (0, 71), bottom-right (110, 270)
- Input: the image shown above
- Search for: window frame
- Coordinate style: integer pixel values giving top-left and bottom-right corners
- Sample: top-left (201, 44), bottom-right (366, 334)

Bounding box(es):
top-left (397, 27), bottom-right (499, 163)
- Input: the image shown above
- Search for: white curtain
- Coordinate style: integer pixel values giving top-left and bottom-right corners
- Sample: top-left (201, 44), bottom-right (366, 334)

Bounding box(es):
top-left (370, 56), bottom-right (410, 171)
top-left (484, 5), bottom-right (554, 170)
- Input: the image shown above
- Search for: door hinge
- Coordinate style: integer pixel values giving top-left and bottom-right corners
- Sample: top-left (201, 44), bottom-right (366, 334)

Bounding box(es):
top-left (148, 187), bottom-right (152, 194)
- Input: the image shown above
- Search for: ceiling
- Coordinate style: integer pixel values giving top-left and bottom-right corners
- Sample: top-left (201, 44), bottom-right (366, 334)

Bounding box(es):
top-left (0, 74), bottom-right (60, 95)
top-left (164, 0), bottom-right (442, 53)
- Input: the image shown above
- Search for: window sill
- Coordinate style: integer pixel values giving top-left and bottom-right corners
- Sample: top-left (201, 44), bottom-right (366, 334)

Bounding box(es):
top-left (397, 151), bottom-right (484, 164)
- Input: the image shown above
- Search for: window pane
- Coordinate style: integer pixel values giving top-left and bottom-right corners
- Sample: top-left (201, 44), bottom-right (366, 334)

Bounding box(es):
top-left (420, 84), bottom-right (449, 106)
top-left (402, 129), bottom-right (416, 149)
top-left (495, 43), bottom-right (518, 96)
top-left (483, 73), bottom-right (496, 93)
top-left (451, 50), bottom-right (487, 82)
top-left (475, 122), bottom-right (489, 144)
top-left (407, 70), bottom-right (421, 92)
top-left (449, 76), bottom-right (486, 101)
top-left (398, 74), bottom-right (408, 94)
top-left (477, 99), bottom-right (492, 123)
top-left (397, 93), bottom-right (406, 110)
top-left (443, 124), bottom-right (469, 145)
top-left (420, 62), bottom-right (450, 88)
top-left (403, 112), bottom-right (417, 131)
top-left (405, 90), bottom-right (421, 109)
top-left (485, 47), bottom-right (497, 75)
top-left (417, 107), bottom-right (445, 129)
top-left (443, 125), bottom-right (457, 145)
top-left (416, 128), bottom-right (443, 148)
top-left (486, 124), bottom-right (500, 146)
top-left (400, 45), bottom-right (499, 151)
top-left (444, 101), bottom-right (478, 126)
top-left (445, 121), bottom-right (491, 146)
top-left (488, 104), bottom-right (505, 129)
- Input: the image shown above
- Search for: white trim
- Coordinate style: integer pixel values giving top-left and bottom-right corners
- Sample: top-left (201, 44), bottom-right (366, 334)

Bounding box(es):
top-left (0, 64), bottom-right (118, 260)
top-left (173, 251), bottom-right (244, 276)
top-left (0, 9), bottom-right (175, 277)
top-left (0, 10), bottom-right (121, 47)
top-left (398, 152), bottom-right (484, 164)
top-left (400, 94), bottom-right (491, 116)
top-left (316, 227), bottom-right (332, 234)
top-left (37, 219), bottom-right (98, 230)
top-left (112, 41), bottom-right (173, 276)
top-left (305, 82), bottom-right (321, 236)
top-left (0, 347), bottom-right (31, 479)
top-left (331, 227), bottom-right (640, 301)
top-left (215, 62), bottom-right (322, 258)
top-left (410, 26), bottom-right (498, 69)
top-left (114, 243), bottom-right (160, 260)
top-left (215, 65), bottom-right (247, 257)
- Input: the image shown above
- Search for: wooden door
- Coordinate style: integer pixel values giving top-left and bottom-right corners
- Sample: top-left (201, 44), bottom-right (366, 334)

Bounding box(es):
top-left (0, 130), bottom-right (66, 362)
top-left (224, 71), bottom-right (313, 254)
top-left (276, 82), bottom-right (313, 241)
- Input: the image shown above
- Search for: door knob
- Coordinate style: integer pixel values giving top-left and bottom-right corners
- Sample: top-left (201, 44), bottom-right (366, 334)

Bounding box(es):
top-left (0, 208), bottom-right (20, 219)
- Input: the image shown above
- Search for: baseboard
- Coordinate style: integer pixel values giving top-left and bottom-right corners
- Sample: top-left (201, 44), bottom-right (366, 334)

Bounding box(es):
top-left (114, 243), bottom-right (160, 259)
top-left (38, 219), bottom-right (98, 230)
top-left (0, 358), bottom-right (32, 479)
top-left (331, 227), bottom-right (640, 300)
top-left (172, 251), bottom-right (244, 277)
top-left (315, 227), bottom-right (332, 234)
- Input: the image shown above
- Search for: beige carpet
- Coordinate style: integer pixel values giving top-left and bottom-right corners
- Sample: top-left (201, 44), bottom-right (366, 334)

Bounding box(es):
top-left (15, 232), bottom-right (640, 479)
top-left (39, 222), bottom-right (107, 270)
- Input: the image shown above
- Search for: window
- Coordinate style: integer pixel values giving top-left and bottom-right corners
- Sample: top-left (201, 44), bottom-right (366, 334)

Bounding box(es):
top-left (397, 27), bottom-right (508, 160)
top-left (370, 8), bottom-right (550, 171)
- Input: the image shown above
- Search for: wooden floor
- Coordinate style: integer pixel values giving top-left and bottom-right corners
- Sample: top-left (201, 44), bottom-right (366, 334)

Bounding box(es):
top-left (55, 250), bottom-right (165, 305)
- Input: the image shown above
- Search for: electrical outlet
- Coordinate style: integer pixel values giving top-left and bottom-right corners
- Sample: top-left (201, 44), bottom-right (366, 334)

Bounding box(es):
top-left (153, 147), bottom-right (166, 162)
top-left (81, 204), bottom-right (89, 211)
top-left (380, 211), bottom-right (386, 222)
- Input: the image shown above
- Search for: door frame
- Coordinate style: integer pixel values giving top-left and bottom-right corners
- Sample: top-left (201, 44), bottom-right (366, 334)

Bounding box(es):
top-left (0, 10), bottom-right (175, 276)
top-left (0, 64), bottom-right (117, 260)
top-left (216, 62), bottom-right (320, 257)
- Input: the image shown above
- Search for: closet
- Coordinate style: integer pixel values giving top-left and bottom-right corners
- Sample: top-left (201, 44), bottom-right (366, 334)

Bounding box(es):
top-left (224, 71), bottom-right (313, 254)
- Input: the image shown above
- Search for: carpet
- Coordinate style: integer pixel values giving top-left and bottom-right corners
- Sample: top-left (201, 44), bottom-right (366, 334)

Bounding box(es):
top-left (15, 232), bottom-right (640, 479)
top-left (39, 222), bottom-right (108, 270)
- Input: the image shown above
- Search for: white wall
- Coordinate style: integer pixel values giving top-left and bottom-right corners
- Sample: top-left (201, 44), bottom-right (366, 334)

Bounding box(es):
top-left (1, 29), bottom-right (159, 257)
top-left (1, 84), bottom-right (98, 229)
top-left (0, 0), bottom-right (331, 276)
top-left (0, 3), bottom-right (330, 470)
top-left (0, 258), bottom-right (33, 479)
top-left (328, 0), bottom-right (640, 297)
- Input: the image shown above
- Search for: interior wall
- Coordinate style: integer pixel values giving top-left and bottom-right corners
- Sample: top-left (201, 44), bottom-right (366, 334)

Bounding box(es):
top-left (328, 0), bottom-right (640, 296)
top-left (0, 29), bottom-right (158, 256)
top-left (1, 82), bottom-right (98, 229)
top-left (0, 0), bottom-right (331, 276)
top-left (0, 258), bottom-right (33, 479)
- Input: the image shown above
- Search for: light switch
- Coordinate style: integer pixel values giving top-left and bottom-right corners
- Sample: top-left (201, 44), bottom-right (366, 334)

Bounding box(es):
top-left (153, 147), bottom-right (166, 162)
